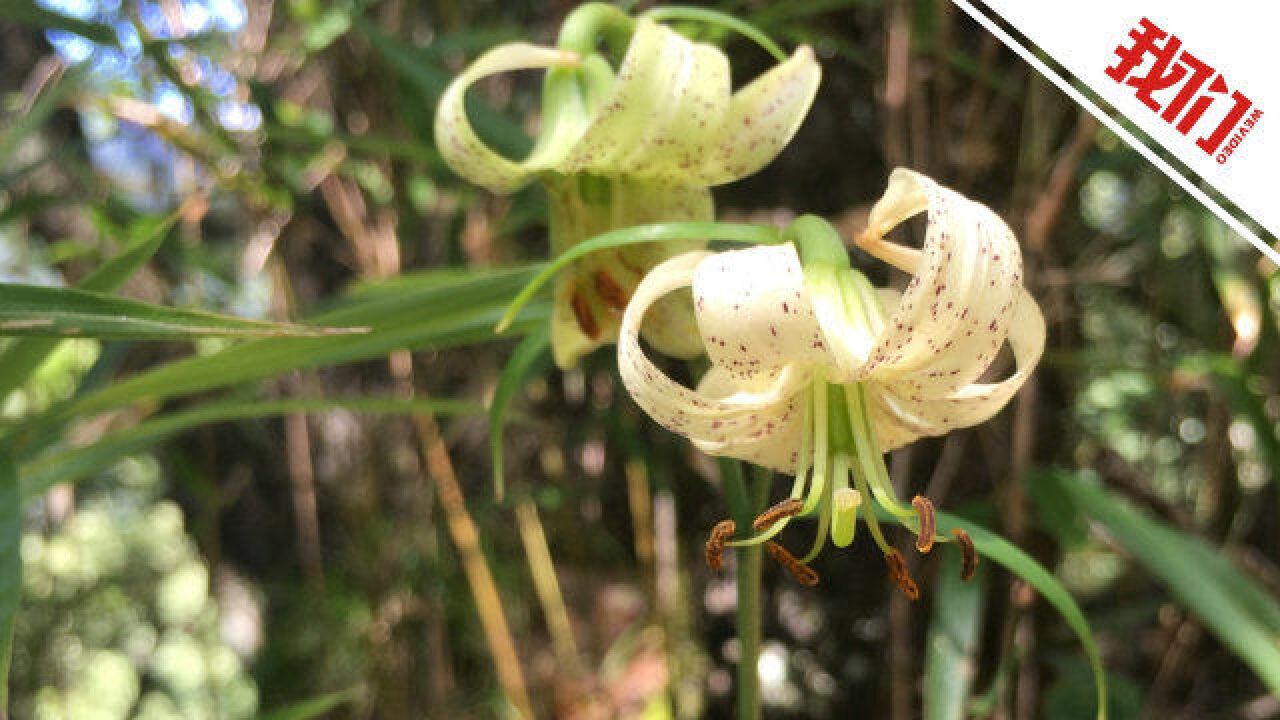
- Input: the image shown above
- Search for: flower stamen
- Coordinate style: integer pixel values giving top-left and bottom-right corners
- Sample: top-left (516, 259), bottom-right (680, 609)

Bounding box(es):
top-left (912, 495), bottom-right (936, 553)
top-left (952, 528), bottom-right (979, 581)
top-left (753, 497), bottom-right (805, 531)
top-left (571, 286), bottom-right (600, 339)
top-left (766, 541), bottom-right (820, 586)
top-left (884, 549), bottom-right (920, 601)
top-left (705, 519), bottom-right (736, 571)
top-left (594, 270), bottom-right (631, 312)
top-left (800, 452), bottom-right (837, 563)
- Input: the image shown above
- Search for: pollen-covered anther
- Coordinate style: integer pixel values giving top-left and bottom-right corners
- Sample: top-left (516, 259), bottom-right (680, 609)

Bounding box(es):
top-left (952, 528), bottom-right (979, 581)
top-left (570, 287), bottom-right (600, 340)
top-left (884, 549), bottom-right (920, 600)
top-left (912, 495), bottom-right (936, 553)
top-left (594, 270), bottom-right (631, 313)
top-left (757, 538), bottom-right (819, 584)
top-left (766, 541), bottom-right (820, 586)
top-left (752, 497), bottom-right (805, 531)
top-left (705, 519), bottom-right (736, 572)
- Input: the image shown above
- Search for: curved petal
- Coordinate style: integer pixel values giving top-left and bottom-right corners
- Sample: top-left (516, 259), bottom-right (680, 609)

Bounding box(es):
top-left (693, 366), bottom-right (806, 473)
top-left (856, 169), bottom-right (1026, 396)
top-left (561, 19), bottom-right (729, 180)
top-left (700, 45), bottom-right (821, 184)
top-left (434, 43), bottom-right (581, 193)
top-left (865, 287), bottom-right (1046, 450)
top-left (691, 244), bottom-right (835, 391)
top-left (618, 252), bottom-right (809, 448)
top-left (561, 19), bottom-right (820, 186)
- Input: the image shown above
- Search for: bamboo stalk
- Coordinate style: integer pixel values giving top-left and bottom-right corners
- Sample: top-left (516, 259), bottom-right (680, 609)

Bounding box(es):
top-left (514, 496), bottom-right (584, 678)
top-left (413, 411), bottom-right (535, 719)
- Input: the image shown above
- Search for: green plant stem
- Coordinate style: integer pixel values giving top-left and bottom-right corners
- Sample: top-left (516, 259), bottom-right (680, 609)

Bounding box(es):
top-left (720, 459), bottom-right (771, 720)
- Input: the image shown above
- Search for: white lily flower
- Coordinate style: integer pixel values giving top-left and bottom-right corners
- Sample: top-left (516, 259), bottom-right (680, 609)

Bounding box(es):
top-left (618, 169), bottom-right (1046, 594)
top-left (434, 11), bottom-right (820, 367)
top-left (435, 16), bottom-right (820, 194)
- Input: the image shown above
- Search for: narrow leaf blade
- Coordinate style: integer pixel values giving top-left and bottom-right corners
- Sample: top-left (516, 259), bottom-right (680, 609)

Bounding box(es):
top-left (0, 283), bottom-right (361, 340)
top-left (1049, 470), bottom-right (1280, 695)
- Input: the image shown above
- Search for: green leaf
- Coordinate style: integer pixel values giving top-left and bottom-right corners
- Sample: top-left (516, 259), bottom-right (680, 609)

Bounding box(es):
top-left (0, 209), bottom-right (178, 399)
top-left (14, 266), bottom-right (548, 451)
top-left (21, 396), bottom-right (485, 496)
top-left (0, 64), bottom-right (83, 170)
top-left (644, 6), bottom-right (787, 61)
top-left (257, 687), bottom-right (362, 720)
top-left (0, 2), bottom-right (117, 44)
top-left (0, 283), bottom-right (363, 340)
top-left (0, 451), bottom-right (21, 709)
top-left (928, 510), bottom-right (1108, 720)
top-left (489, 324), bottom-right (551, 501)
top-left (923, 544), bottom-right (987, 720)
top-left (1048, 470), bottom-right (1280, 694)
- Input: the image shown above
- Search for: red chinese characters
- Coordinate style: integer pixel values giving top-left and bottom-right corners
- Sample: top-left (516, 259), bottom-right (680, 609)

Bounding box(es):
top-left (1106, 18), bottom-right (1263, 164)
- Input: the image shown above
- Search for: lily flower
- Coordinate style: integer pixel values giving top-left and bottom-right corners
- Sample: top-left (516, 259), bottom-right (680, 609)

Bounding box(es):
top-left (617, 169), bottom-right (1046, 595)
top-left (434, 5), bottom-right (820, 367)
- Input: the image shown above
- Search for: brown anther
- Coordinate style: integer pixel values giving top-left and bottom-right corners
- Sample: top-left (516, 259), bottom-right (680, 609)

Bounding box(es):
top-left (952, 528), bottom-right (978, 581)
top-left (884, 550), bottom-right (920, 600)
top-left (912, 495), bottom-right (936, 553)
top-left (593, 271), bottom-right (631, 313)
top-left (752, 497), bottom-right (805, 531)
top-left (705, 520), bottom-right (736, 572)
top-left (765, 541), bottom-right (820, 586)
top-left (571, 288), bottom-right (600, 339)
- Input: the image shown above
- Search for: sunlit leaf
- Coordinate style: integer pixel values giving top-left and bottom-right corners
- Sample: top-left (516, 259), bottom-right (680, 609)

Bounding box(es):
top-left (1047, 470), bottom-right (1280, 695)
top-left (13, 266), bottom-right (548, 452)
top-left (0, 208), bottom-right (179, 399)
top-left (0, 283), bottom-right (362, 340)
top-left (925, 510), bottom-right (1108, 720)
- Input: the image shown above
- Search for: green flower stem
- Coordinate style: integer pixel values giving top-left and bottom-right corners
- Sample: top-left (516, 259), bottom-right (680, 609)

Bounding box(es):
top-left (719, 458), bottom-right (771, 720)
top-left (556, 2), bottom-right (635, 57)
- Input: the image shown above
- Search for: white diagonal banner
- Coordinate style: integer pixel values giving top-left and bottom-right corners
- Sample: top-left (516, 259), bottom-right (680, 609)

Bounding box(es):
top-left (955, 0), bottom-right (1279, 264)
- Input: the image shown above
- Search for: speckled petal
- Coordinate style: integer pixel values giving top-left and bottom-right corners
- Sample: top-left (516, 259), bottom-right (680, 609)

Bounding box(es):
top-left (693, 367), bottom-right (806, 473)
top-left (434, 43), bottom-right (581, 193)
top-left (691, 244), bottom-right (835, 392)
top-left (700, 45), bottom-right (821, 184)
top-left (563, 19), bottom-right (701, 176)
top-left (856, 169), bottom-right (1025, 395)
top-left (865, 286), bottom-right (1046, 450)
top-left (619, 252), bottom-right (810, 448)
top-left (561, 19), bottom-right (819, 186)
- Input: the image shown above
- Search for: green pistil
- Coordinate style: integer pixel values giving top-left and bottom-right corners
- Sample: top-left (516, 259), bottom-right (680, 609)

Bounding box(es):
top-left (829, 455), bottom-right (858, 548)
